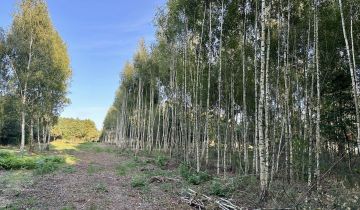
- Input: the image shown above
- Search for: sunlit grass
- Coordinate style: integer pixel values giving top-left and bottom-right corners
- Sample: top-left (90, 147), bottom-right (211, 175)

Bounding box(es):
top-left (64, 155), bottom-right (77, 165)
top-left (50, 140), bottom-right (83, 151)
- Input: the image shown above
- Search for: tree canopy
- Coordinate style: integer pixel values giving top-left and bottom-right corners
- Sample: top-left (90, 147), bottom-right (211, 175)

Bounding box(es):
top-left (52, 118), bottom-right (99, 141)
top-left (0, 0), bottom-right (71, 150)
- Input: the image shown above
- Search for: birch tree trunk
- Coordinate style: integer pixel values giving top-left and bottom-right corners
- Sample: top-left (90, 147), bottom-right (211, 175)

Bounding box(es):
top-left (315, 0), bottom-right (321, 190)
top-left (258, 0), bottom-right (269, 199)
top-left (253, 0), bottom-right (259, 175)
top-left (205, 1), bottom-right (212, 166)
top-left (217, 0), bottom-right (224, 175)
top-left (338, 0), bottom-right (360, 152)
top-left (242, 4), bottom-right (249, 175)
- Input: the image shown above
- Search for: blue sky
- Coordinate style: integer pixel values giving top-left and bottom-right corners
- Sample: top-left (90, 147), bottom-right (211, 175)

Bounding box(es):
top-left (0, 0), bottom-right (166, 129)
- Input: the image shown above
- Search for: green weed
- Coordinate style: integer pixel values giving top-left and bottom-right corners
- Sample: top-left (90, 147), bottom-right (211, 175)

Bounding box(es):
top-left (62, 165), bottom-right (76, 173)
top-left (34, 156), bottom-right (65, 175)
top-left (131, 175), bottom-right (147, 188)
top-left (179, 163), bottom-right (211, 185)
top-left (209, 179), bottom-right (234, 197)
top-left (155, 155), bottom-right (168, 167)
top-left (115, 164), bottom-right (127, 176)
top-left (93, 182), bottom-right (108, 193)
top-left (87, 163), bottom-right (101, 175)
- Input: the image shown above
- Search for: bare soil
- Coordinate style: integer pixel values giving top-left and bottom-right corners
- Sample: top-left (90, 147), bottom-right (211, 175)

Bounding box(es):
top-left (1, 143), bottom-right (190, 210)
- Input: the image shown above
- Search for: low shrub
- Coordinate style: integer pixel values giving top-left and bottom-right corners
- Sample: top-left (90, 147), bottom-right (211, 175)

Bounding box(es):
top-left (179, 163), bottom-right (212, 185)
top-left (0, 152), bottom-right (37, 170)
top-left (209, 180), bottom-right (234, 197)
top-left (0, 150), bottom-right (65, 175)
top-left (155, 155), bottom-right (168, 167)
top-left (34, 156), bottom-right (65, 175)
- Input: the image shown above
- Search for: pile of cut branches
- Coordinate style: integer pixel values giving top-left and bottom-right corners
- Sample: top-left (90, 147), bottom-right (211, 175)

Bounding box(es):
top-left (181, 188), bottom-right (243, 210)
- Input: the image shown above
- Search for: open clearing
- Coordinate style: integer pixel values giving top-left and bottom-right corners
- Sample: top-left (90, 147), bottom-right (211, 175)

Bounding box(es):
top-left (2, 141), bottom-right (359, 210)
top-left (0, 142), bottom-right (189, 210)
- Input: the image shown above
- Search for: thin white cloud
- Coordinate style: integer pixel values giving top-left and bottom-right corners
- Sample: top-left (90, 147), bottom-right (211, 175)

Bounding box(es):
top-left (82, 13), bottom-right (154, 32)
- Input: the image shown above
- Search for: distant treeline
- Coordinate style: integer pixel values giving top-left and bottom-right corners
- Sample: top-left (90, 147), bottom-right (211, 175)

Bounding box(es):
top-left (52, 118), bottom-right (99, 141)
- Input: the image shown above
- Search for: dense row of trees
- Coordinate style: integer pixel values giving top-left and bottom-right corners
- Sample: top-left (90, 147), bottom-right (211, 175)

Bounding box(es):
top-left (102, 0), bottom-right (359, 201)
top-left (0, 0), bottom-right (71, 151)
top-left (51, 118), bottom-right (99, 141)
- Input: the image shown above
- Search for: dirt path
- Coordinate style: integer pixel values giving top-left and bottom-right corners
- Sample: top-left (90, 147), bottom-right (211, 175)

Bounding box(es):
top-left (10, 144), bottom-right (188, 210)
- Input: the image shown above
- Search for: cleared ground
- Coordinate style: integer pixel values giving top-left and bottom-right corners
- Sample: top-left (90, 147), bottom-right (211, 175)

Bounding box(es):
top-left (0, 142), bottom-right (189, 210)
top-left (1, 141), bottom-right (359, 210)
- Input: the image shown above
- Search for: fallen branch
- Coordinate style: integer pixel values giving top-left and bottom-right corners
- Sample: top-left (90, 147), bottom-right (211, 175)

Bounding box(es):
top-left (180, 188), bottom-right (243, 210)
top-left (149, 176), bottom-right (180, 183)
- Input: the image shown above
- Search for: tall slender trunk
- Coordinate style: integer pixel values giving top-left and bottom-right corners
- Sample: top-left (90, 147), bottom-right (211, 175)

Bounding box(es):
top-left (338, 0), bottom-right (360, 152)
top-left (284, 0), bottom-right (292, 183)
top-left (264, 25), bottom-right (271, 184)
top-left (314, 0), bottom-right (321, 190)
top-left (242, 4), bottom-right (249, 175)
top-left (20, 33), bottom-right (33, 152)
top-left (195, 4), bottom-right (206, 172)
top-left (217, 0), bottom-right (224, 175)
top-left (37, 117), bottom-right (41, 151)
top-left (29, 118), bottom-right (34, 152)
top-left (20, 95), bottom-right (26, 151)
top-left (205, 1), bottom-right (212, 167)
top-left (253, 0), bottom-right (259, 175)
top-left (259, 0), bottom-right (268, 198)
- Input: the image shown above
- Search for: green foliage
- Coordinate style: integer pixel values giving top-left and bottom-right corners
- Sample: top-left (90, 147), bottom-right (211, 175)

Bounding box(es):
top-left (155, 155), bottom-right (168, 167)
top-left (0, 96), bottom-right (21, 145)
top-left (209, 179), bottom-right (234, 197)
top-left (1, 0), bottom-right (72, 147)
top-left (34, 156), bottom-right (65, 175)
top-left (0, 150), bottom-right (64, 175)
top-left (0, 151), bottom-right (36, 170)
top-left (179, 163), bottom-right (211, 185)
top-left (52, 118), bottom-right (99, 141)
top-left (131, 175), bottom-right (147, 188)
top-left (62, 165), bottom-right (76, 174)
top-left (93, 182), bottom-right (109, 193)
top-left (179, 163), bottom-right (192, 180)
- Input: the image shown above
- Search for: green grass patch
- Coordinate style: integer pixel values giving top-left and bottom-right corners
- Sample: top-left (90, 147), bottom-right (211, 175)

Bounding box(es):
top-left (115, 164), bottom-right (127, 176)
top-left (115, 157), bottom-right (148, 176)
top-left (0, 170), bottom-right (33, 189)
top-left (76, 142), bottom-right (99, 151)
top-left (76, 142), bottom-right (117, 154)
top-left (87, 163), bottom-right (102, 175)
top-left (34, 156), bottom-right (65, 175)
top-left (131, 175), bottom-right (147, 188)
top-left (62, 165), bottom-right (77, 173)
